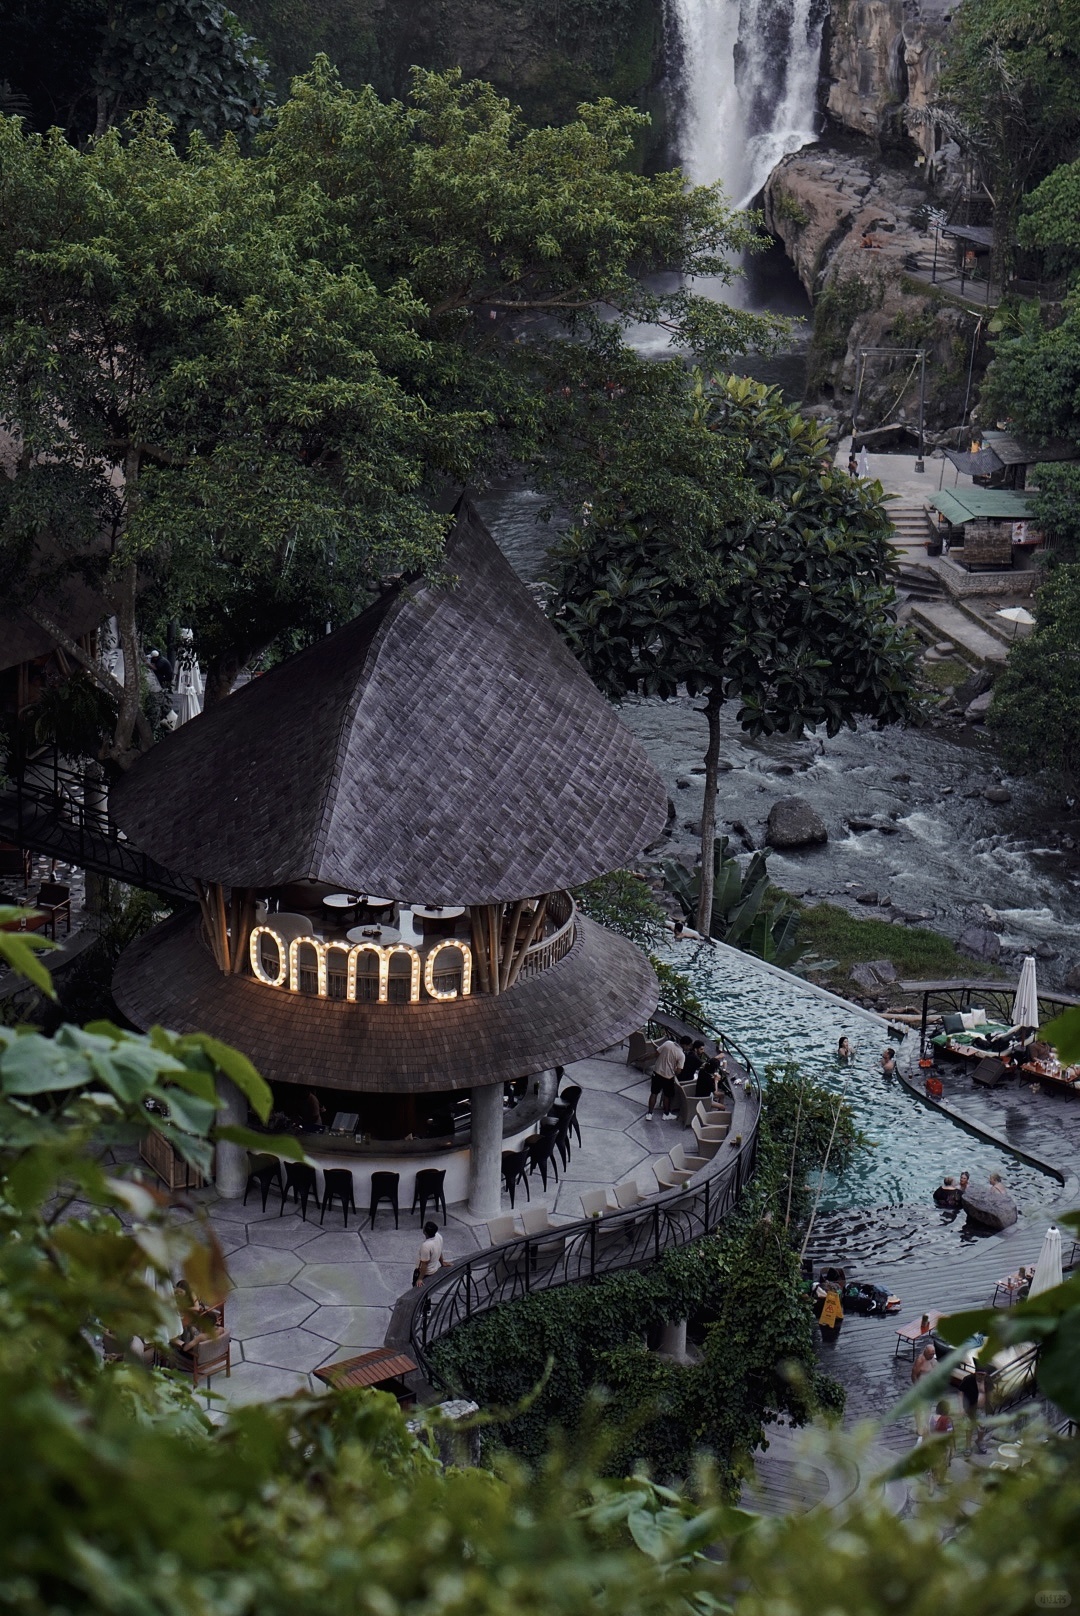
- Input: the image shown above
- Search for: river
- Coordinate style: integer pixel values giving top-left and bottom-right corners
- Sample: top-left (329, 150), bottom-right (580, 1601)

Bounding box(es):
top-left (475, 490), bottom-right (1080, 986)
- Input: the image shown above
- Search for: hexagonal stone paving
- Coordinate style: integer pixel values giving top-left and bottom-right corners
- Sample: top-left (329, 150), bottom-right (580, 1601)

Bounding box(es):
top-left (241, 1327), bottom-right (336, 1372)
top-left (225, 1245), bottom-right (305, 1286)
top-left (292, 1263), bottom-right (395, 1308)
top-left (228, 1284), bottom-right (318, 1338)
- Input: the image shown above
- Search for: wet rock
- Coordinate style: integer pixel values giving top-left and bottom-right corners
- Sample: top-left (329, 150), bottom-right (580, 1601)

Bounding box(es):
top-left (851, 959), bottom-right (897, 991)
top-left (676, 777), bottom-right (691, 789)
top-left (772, 763), bottom-right (795, 776)
top-left (690, 766), bottom-right (706, 774)
top-left (856, 890), bottom-right (880, 905)
top-left (729, 819), bottom-right (756, 852)
top-left (1065, 962), bottom-right (1080, 992)
top-left (957, 668), bottom-right (994, 707)
top-left (717, 759), bottom-right (735, 772)
top-left (847, 816), bottom-right (878, 832)
top-left (683, 820), bottom-right (702, 835)
top-left (984, 786), bottom-right (1012, 804)
top-left (965, 690), bottom-right (994, 723)
top-left (892, 773), bottom-right (911, 783)
top-left (934, 641), bottom-right (955, 655)
top-left (1062, 834), bottom-right (1076, 851)
top-left (940, 785), bottom-right (954, 794)
top-left (765, 796), bottom-right (829, 849)
top-left (865, 957), bottom-right (897, 981)
top-left (1036, 942), bottom-right (1058, 960)
top-left (958, 925), bottom-right (1001, 962)
top-left (962, 1184), bottom-right (1018, 1230)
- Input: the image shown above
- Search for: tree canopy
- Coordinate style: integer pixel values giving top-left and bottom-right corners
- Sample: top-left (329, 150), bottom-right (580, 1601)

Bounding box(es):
top-left (3, 0), bottom-right (270, 143)
top-left (989, 561), bottom-right (1080, 792)
top-left (551, 375), bottom-right (918, 929)
top-left (0, 62), bottom-right (780, 760)
top-left (3, 926), bottom-right (1080, 1616)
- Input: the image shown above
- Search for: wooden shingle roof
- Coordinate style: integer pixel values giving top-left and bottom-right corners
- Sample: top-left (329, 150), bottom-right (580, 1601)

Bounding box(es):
top-left (112, 909), bottom-right (658, 1094)
top-left (110, 499), bottom-right (667, 903)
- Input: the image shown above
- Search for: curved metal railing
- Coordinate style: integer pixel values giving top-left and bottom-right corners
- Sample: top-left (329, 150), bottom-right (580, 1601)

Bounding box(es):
top-left (385, 1077), bottom-right (761, 1380)
top-left (519, 890), bottom-right (577, 978)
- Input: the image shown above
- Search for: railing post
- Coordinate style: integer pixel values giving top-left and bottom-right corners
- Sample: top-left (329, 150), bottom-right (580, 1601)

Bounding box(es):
top-left (589, 1218), bottom-right (596, 1280)
top-left (705, 1176), bottom-right (710, 1233)
top-left (524, 1238), bottom-right (531, 1292)
top-left (465, 1260), bottom-right (472, 1320)
top-left (653, 1202), bottom-right (660, 1262)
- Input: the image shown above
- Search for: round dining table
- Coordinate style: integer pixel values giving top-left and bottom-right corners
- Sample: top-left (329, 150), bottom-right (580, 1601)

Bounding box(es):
top-left (346, 925), bottom-right (402, 945)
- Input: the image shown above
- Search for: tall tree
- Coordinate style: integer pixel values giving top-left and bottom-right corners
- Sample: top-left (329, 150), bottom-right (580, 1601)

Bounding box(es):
top-left (989, 561), bottom-right (1080, 792)
top-left (937, 0), bottom-right (1080, 280)
top-left (0, 65), bottom-right (781, 759)
top-left (3, 0), bottom-right (270, 143)
top-left (551, 375), bottom-right (918, 933)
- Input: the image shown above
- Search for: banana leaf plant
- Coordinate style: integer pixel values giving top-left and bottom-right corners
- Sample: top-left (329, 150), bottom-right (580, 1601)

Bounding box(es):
top-left (663, 837), bottom-right (826, 973)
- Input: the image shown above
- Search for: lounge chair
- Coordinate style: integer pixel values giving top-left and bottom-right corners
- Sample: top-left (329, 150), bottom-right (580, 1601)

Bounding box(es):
top-left (580, 1188), bottom-right (613, 1219)
top-left (670, 1142), bottom-right (708, 1175)
top-left (613, 1179), bottom-right (642, 1209)
top-left (486, 1214), bottom-right (519, 1245)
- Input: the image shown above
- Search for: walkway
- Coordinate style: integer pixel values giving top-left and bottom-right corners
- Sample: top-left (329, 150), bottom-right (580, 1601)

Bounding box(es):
top-left (176, 1040), bottom-right (700, 1406)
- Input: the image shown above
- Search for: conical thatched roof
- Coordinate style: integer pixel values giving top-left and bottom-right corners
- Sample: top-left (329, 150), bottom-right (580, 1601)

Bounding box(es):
top-left (112, 909), bottom-right (657, 1094)
top-left (110, 499), bottom-right (666, 903)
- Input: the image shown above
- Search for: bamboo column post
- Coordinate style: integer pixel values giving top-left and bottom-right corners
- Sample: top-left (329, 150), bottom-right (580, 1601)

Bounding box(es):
top-left (468, 906), bottom-right (493, 995)
top-left (504, 894), bottom-right (549, 991)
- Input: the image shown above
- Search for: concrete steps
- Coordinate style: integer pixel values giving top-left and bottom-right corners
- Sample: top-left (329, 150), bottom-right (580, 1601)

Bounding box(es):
top-left (908, 600), bottom-right (1009, 666)
top-left (896, 562), bottom-right (945, 603)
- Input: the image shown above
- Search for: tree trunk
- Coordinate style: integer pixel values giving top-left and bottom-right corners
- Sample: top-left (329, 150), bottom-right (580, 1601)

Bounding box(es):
top-left (110, 555), bottom-right (147, 764)
top-left (204, 654), bottom-right (246, 707)
top-left (695, 690), bottom-right (723, 937)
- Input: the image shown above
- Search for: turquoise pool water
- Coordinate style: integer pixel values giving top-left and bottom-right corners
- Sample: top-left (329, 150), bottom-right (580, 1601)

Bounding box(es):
top-left (661, 940), bottom-right (1055, 1218)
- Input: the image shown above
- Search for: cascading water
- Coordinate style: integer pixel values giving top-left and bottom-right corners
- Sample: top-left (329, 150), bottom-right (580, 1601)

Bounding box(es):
top-left (668, 0), bottom-right (825, 208)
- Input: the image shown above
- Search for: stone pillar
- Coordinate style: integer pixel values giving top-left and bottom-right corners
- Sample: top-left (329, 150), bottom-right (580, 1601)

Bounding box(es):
top-left (657, 1320), bottom-right (693, 1364)
top-left (214, 1076), bottom-right (249, 1199)
top-left (468, 1082), bottom-right (504, 1220)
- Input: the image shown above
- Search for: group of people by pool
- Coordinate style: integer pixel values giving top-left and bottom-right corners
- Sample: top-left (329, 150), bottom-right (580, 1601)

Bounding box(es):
top-left (836, 1036), bottom-right (897, 1076)
top-left (646, 1035), bottom-right (730, 1119)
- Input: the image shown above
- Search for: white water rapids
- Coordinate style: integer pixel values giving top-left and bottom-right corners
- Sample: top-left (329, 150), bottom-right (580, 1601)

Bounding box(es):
top-left (667, 0), bottom-right (824, 207)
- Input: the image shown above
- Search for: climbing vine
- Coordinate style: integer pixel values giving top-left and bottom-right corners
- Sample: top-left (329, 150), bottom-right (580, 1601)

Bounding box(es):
top-left (428, 1066), bottom-right (855, 1486)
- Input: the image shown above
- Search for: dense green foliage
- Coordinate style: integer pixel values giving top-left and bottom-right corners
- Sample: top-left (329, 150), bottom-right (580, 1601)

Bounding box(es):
top-left (989, 562), bottom-right (1080, 791)
top-left (552, 374), bottom-right (917, 928)
top-left (428, 1064), bottom-right (854, 1482)
top-left (939, 0), bottom-right (1080, 274)
top-left (792, 900), bottom-right (996, 994)
top-left (664, 837), bottom-right (807, 966)
top-left (574, 870), bottom-right (709, 1025)
top-left (4, 0), bottom-right (270, 142)
top-left (4, 941), bottom-right (1080, 1614)
top-left (0, 64), bottom-right (776, 759)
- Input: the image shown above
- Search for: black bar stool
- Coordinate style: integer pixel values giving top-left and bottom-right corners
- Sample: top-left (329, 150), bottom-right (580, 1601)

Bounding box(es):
top-left (320, 1167), bottom-right (357, 1227)
top-left (411, 1168), bottom-right (447, 1226)
top-left (527, 1128), bottom-right (560, 1192)
top-left (280, 1161), bottom-right (318, 1219)
top-left (501, 1149), bottom-right (531, 1209)
top-left (243, 1154), bottom-right (283, 1212)
top-left (369, 1171), bottom-right (400, 1229)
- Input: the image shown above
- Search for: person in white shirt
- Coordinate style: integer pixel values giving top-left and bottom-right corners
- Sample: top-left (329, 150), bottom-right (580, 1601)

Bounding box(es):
top-left (414, 1222), bottom-right (450, 1286)
top-left (646, 1037), bottom-right (685, 1120)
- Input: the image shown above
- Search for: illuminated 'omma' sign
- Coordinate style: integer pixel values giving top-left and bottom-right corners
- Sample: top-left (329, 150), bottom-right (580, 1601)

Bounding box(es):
top-left (248, 926), bottom-right (473, 1003)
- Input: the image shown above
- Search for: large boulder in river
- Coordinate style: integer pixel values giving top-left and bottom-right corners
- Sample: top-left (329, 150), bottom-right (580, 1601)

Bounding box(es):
top-left (958, 925), bottom-right (1001, 963)
top-left (961, 1183), bottom-right (1018, 1230)
top-left (766, 797), bottom-right (828, 849)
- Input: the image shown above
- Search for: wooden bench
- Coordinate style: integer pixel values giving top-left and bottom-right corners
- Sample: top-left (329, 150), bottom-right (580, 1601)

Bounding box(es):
top-left (894, 1309), bottom-right (942, 1358)
top-left (314, 1346), bottom-right (418, 1405)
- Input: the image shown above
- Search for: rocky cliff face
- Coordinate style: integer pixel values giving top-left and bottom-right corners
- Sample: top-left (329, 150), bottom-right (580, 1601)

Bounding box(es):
top-left (825, 0), bottom-right (949, 160)
top-left (764, 149), bottom-right (978, 428)
top-left (235, 0), bottom-right (667, 159)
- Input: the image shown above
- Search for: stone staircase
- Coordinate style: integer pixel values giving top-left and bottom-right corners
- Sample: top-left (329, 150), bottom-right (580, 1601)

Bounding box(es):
top-left (888, 498), bottom-right (932, 552)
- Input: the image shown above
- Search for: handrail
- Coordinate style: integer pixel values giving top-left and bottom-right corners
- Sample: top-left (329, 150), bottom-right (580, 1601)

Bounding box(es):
top-left (385, 1075), bottom-right (762, 1381)
top-left (0, 743), bottom-right (193, 901)
top-left (520, 890), bottom-right (576, 978)
top-left (648, 1006), bottom-right (758, 1082)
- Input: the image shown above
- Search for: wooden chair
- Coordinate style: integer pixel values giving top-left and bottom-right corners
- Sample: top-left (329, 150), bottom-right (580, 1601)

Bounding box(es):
top-left (33, 881), bottom-right (72, 939)
top-left (185, 1330), bottom-right (233, 1387)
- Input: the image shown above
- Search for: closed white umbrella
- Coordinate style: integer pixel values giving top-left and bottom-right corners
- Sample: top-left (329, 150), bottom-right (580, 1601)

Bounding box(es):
top-left (1013, 955), bottom-right (1038, 1030)
top-left (1028, 1225), bottom-right (1063, 1298)
top-left (857, 446), bottom-right (870, 478)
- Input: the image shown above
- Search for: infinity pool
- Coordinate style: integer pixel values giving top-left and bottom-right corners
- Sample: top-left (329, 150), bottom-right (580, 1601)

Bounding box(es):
top-left (662, 939), bottom-right (1055, 1218)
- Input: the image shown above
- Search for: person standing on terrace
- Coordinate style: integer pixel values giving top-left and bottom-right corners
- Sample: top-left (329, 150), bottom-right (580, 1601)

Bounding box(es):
top-left (647, 1037), bottom-right (684, 1120)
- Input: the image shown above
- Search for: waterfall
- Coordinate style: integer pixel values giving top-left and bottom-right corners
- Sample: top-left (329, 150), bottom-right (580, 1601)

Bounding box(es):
top-left (668, 0), bottom-right (824, 208)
